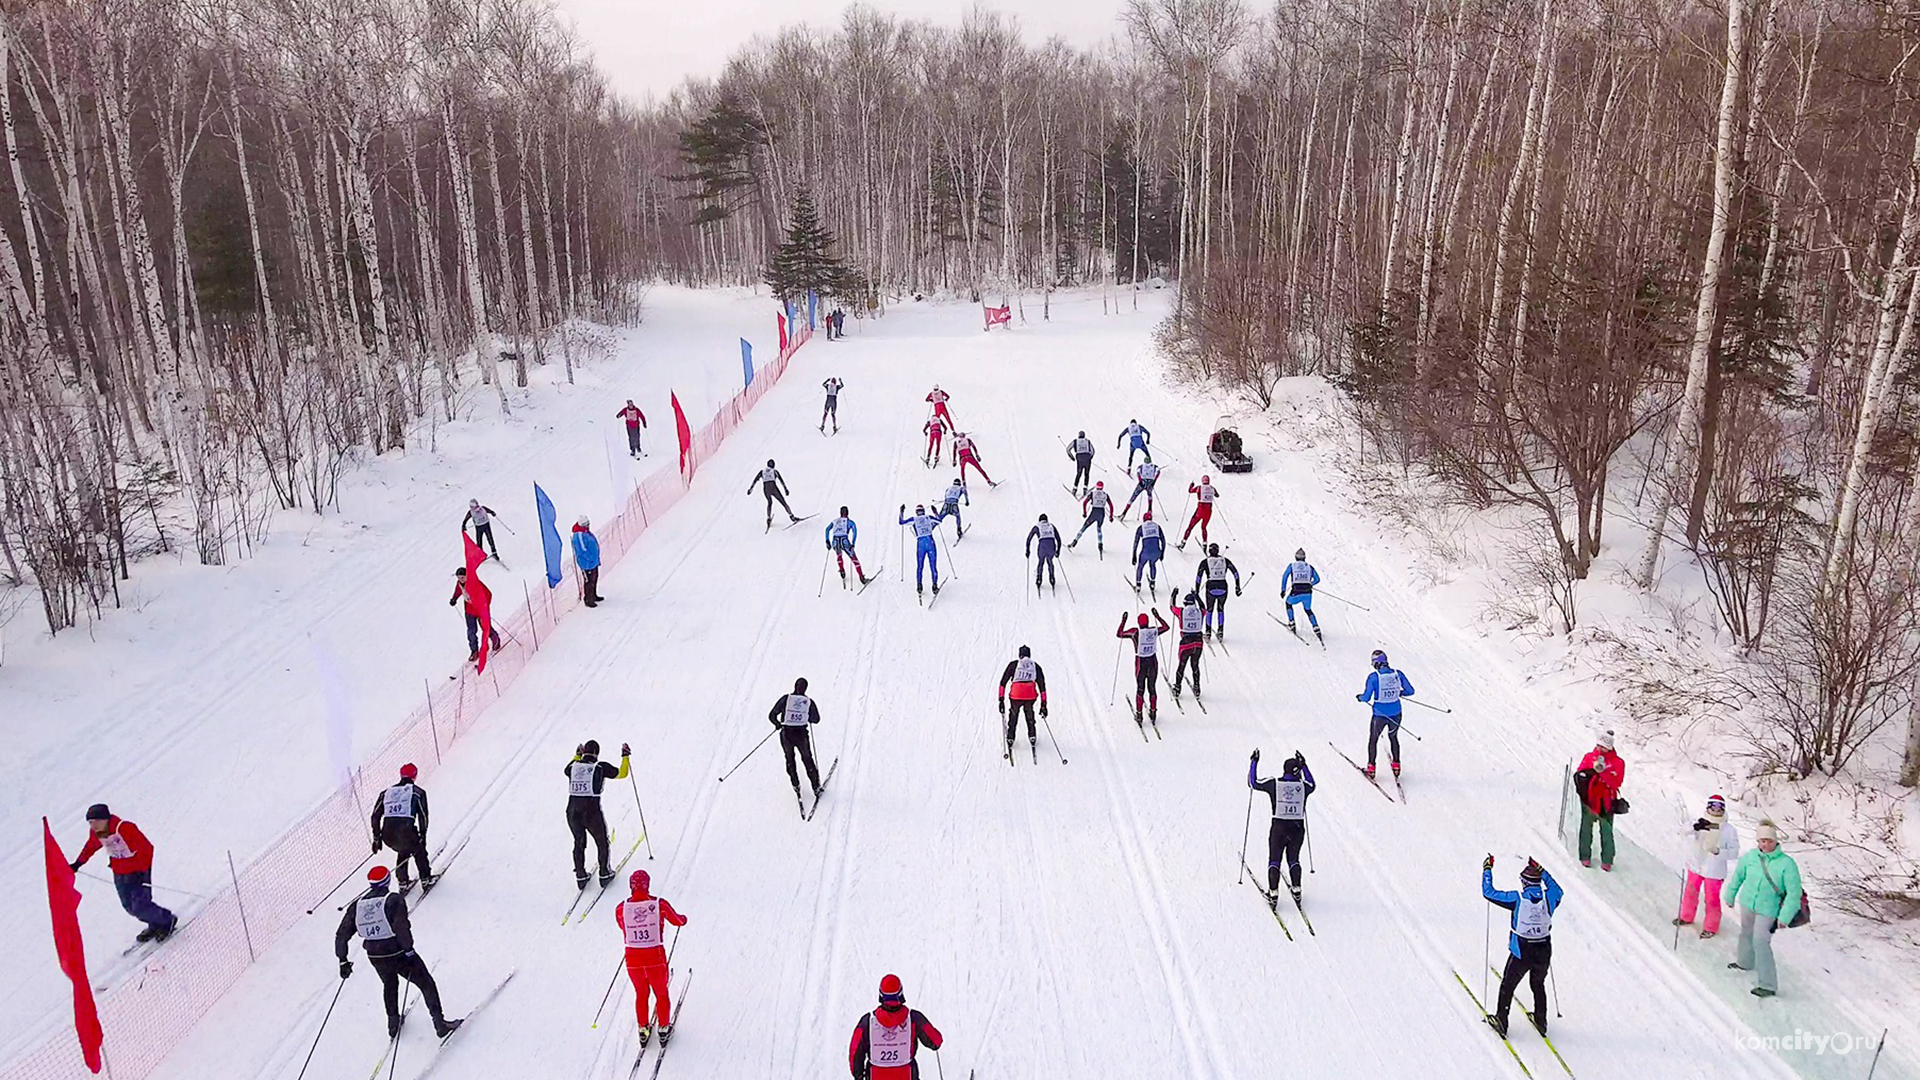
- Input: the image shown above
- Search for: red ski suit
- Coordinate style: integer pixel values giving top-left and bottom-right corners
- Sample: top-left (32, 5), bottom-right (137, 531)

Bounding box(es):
top-left (925, 390), bottom-right (954, 429)
top-left (75, 817), bottom-right (156, 875)
top-left (849, 1006), bottom-right (942, 1079)
top-left (614, 892), bottom-right (687, 1028)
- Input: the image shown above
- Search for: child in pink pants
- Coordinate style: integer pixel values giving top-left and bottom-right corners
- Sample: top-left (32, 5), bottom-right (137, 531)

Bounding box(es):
top-left (1675, 794), bottom-right (1738, 937)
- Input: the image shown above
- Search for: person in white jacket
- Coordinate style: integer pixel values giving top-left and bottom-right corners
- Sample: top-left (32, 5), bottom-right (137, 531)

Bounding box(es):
top-left (1673, 794), bottom-right (1738, 938)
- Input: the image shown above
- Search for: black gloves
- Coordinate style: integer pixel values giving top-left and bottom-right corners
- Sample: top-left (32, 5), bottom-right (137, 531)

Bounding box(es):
top-left (1693, 818), bottom-right (1713, 832)
top-left (69, 860), bottom-right (81, 872)
top-left (339, 960), bottom-right (353, 979)
top-left (371, 838), bottom-right (381, 854)
top-left (997, 699), bottom-right (1006, 715)
top-left (1251, 748), bottom-right (1261, 763)
top-left (1039, 702), bottom-right (1048, 718)
top-left (1483, 854), bottom-right (1495, 872)
top-left (621, 743), bottom-right (631, 757)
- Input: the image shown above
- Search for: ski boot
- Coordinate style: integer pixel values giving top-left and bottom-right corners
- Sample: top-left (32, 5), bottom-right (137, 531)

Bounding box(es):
top-left (859, 573), bottom-right (870, 586)
top-left (1364, 763), bottom-right (1377, 780)
top-left (598, 867), bottom-right (616, 887)
top-left (435, 1017), bottom-right (463, 1039)
top-left (1030, 738), bottom-right (1038, 762)
top-left (640, 1024), bottom-right (654, 1048)
top-left (812, 780), bottom-right (824, 799)
top-left (1268, 892), bottom-right (1279, 913)
top-left (1004, 740), bottom-right (1015, 761)
top-left (388, 1013), bottom-right (406, 1038)
top-left (575, 871), bottom-right (591, 891)
top-left (1313, 626), bottom-right (1325, 643)
top-left (135, 926), bottom-right (160, 943)
top-left (1286, 620), bottom-right (1297, 635)
top-left (1487, 1014), bottom-right (1509, 1039)
top-left (659, 1023), bottom-right (675, 1046)
top-left (1289, 885), bottom-right (1302, 904)
top-left (932, 582), bottom-right (941, 595)
top-left (1531, 1014), bottom-right (1547, 1036)
top-left (421, 874), bottom-right (439, 894)
top-left (1391, 761), bottom-right (1401, 779)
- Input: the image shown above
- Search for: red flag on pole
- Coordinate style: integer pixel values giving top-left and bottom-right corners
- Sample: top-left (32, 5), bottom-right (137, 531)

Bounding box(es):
top-left (44, 818), bottom-right (104, 1073)
top-left (777, 312), bottom-right (789, 355)
top-left (672, 392), bottom-right (693, 477)
top-left (463, 534), bottom-right (494, 673)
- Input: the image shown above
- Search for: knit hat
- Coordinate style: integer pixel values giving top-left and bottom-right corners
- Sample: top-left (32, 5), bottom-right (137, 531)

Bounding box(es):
top-left (1755, 819), bottom-right (1779, 843)
top-left (399, 763), bottom-right (418, 780)
top-left (581, 739), bottom-right (601, 757)
top-left (85, 803), bottom-right (111, 821)
top-left (877, 974), bottom-right (905, 1006)
top-left (368, 865), bottom-right (391, 884)
top-left (577, 515), bottom-right (591, 528)
top-left (794, 677), bottom-right (809, 694)
top-left (1520, 858), bottom-right (1544, 884)
top-left (630, 869), bottom-right (650, 895)
top-left (1018, 645), bottom-right (1031, 658)
top-left (1705, 794), bottom-right (1726, 815)
top-left (1596, 729), bottom-right (1615, 751)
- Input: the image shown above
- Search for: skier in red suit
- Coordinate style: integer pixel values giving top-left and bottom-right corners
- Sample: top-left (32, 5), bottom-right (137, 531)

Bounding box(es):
top-left (849, 974), bottom-right (943, 1079)
top-left (614, 869), bottom-right (688, 1045)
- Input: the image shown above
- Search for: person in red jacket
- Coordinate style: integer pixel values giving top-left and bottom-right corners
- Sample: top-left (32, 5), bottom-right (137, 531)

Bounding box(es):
top-left (1180, 476), bottom-right (1217, 547)
top-left (614, 870), bottom-right (687, 1046)
top-left (71, 804), bottom-right (176, 941)
top-left (849, 974), bottom-right (942, 1079)
top-left (996, 645), bottom-right (1048, 761)
top-left (925, 386), bottom-right (955, 429)
top-left (450, 567), bottom-right (503, 661)
top-left (921, 416), bottom-right (947, 468)
top-left (1575, 729), bottom-right (1625, 870)
top-left (615, 400), bottom-right (648, 457)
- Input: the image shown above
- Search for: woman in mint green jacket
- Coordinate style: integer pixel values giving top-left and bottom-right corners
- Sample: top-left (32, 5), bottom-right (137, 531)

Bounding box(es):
top-left (1723, 819), bottom-right (1802, 997)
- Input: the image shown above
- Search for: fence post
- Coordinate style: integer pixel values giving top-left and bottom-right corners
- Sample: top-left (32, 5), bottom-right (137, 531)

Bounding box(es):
top-left (425, 680), bottom-right (442, 764)
top-left (523, 581), bottom-right (541, 651)
top-left (229, 850), bottom-right (257, 963)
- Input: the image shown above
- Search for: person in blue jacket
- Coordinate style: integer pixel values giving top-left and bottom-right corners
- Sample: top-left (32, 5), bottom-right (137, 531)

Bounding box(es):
top-left (571, 516), bottom-right (602, 607)
top-left (1131, 511), bottom-right (1166, 589)
top-left (1248, 749), bottom-right (1315, 908)
top-left (1280, 548), bottom-right (1322, 642)
top-left (899, 503), bottom-right (941, 598)
top-left (1356, 649), bottom-right (1414, 779)
top-left (1482, 855), bottom-right (1562, 1038)
top-left (825, 507), bottom-right (869, 585)
top-left (1025, 513), bottom-right (1061, 592)
top-left (1116, 419), bottom-right (1152, 467)
top-left (935, 477), bottom-right (970, 536)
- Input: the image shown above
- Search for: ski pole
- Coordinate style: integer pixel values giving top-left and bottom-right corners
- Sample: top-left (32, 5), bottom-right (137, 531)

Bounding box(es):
top-left (1305, 819), bottom-right (1315, 874)
top-left (293, 976), bottom-right (349, 1080)
top-left (630, 773), bottom-right (654, 860)
top-left (1040, 707), bottom-right (1068, 764)
top-left (1315, 588), bottom-right (1371, 611)
top-left (817, 548), bottom-right (831, 597)
top-left (718, 728), bottom-right (779, 782)
top-left (1108, 640), bottom-right (1124, 706)
top-left (1025, 552), bottom-right (1032, 598)
top-left (935, 1047), bottom-right (947, 1080)
top-left (936, 526), bottom-right (959, 579)
top-left (77, 869), bottom-right (216, 902)
top-left (1407, 698), bottom-right (1452, 714)
top-left (1672, 868), bottom-right (1687, 950)
top-left (1482, 871), bottom-right (1493, 1006)
top-left (1394, 721), bottom-right (1423, 742)
top-left (1237, 770), bottom-right (1254, 885)
top-left (1056, 556), bottom-right (1075, 601)
top-left (306, 849), bottom-right (377, 914)
top-left (589, 955), bottom-right (625, 1029)
top-left (899, 521), bottom-right (906, 582)
top-left (1549, 961), bottom-right (1561, 1018)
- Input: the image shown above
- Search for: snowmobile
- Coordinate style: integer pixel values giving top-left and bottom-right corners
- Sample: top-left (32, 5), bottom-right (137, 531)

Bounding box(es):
top-left (1207, 422), bottom-right (1253, 473)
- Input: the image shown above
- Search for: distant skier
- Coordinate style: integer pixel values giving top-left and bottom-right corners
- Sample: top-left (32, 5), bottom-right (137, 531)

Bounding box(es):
top-left (899, 503), bottom-right (942, 597)
top-left (922, 416), bottom-right (947, 467)
top-left (996, 645), bottom-right (1049, 760)
top-left (1069, 482), bottom-right (1111, 553)
top-left (1355, 649), bottom-right (1415, 779)
top-left (1120, 459), bottom-right (1160, 519)
top-left (335, 865), bottom-right (462, 1039)
top-left (935, 477), bottom-right (970, 535)
top-left (1280, 548), bottom-right (1322, 641)
top-left (614, 869), bottom-right (687, 1047)
top-left (821, 377), bottom-right (844, 432)
top-left (572, 516), bottom-right (602, 608)
top-left (1482, 855), bottom-right (1562, 1038)
top-left (749, 459), bottom-right (800, 529)
top-left (462, 499), bottom-right (500, 558)
top-left (1169, 589), bottom-right (1206, 699)
top-left (371, 764), bottom-right (434, 892)
top-left (564, 740), bottom-right (632, 889)
top-left (925, 385), bottom-right (955, 428)
top-left (1025, 513), bottom-right (1061, 591)
top-left (848, 974), bottom-right (943, 1080)
top-left (767, 677), bottom-right (824, 799)
top-left (953, 431), bottom-right (995, 486)
top-left (1066, 430), bottom-right (1096, 493)
top-left (1116, 609), bottom-right (1170, 725)
top-left (615, 400), bottom-right (648, 457)
top-left (1179, 476), bottom-right (1217, 547)
top-left (70, 804), bottom-right (176, 942)
top-left (448, 567), bottom-right (502, 662)
top-left (1131, 511), bottom-right (1165, 590)
top-left (825, 508), bottom-right (869, 586)
top-left (1195, 543), bottom-right (1242, 639)
top-left (1116, 419), bottom-right (1152, 466)
top-left (1248, 749), bottom-right (1315, 907)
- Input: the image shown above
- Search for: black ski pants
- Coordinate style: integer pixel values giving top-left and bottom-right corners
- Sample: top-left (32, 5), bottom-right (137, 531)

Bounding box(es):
top-left (380, 821), bottom-right (432, 886)
top-left (470, 522), bottom-right (496, 557)
top-left (1367, 714), bottom-right (1403, 767)
top-left (1133, 655), bottom-right (1159, 715)
top-left (762, 484), bottom-right (794, 520)
top-left (1204, 586), bottom-right (1229, 629)
top-left (1267, 819), bottom-right (1306, 893)
top-left (1005, 699), bottom-right (1037, 744)
top-left (370, 951), bottom-right (447, 1024)
top-left (780, 725), bottom-right (821, 792)
top-left (566, 799), bottom-right (611, 879)
top-left (1071, 454), bottom-right (1093, 490)
top-left (1173, 639), bottom-right (1203, 694)
top-left (1496, 938), bottom-right (1552, 1026)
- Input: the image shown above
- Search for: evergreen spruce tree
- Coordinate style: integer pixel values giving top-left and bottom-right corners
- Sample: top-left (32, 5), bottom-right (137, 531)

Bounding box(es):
top-left (766, 188), bottom-right (855, 304)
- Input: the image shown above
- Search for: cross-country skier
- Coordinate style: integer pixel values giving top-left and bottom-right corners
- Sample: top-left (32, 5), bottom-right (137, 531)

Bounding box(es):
top-left (1025, 514), bottom-right (1061, 591)
top-left (70, 804), bottom-right (176, 942)
top-left (1482, 855), bottom-right (1562, 1038)
top-left (1180, 476), bottom-right (1217, 547)
top-left (899, 503), bottom-right (942, 597)
top-left (935, 477), bottom-right (969, 534)
top-left (1195, 543), bottom-right (1242, 639)
top-left (1249, 750), bottom-right (1315, 907)
top-left (1356, 650), bottom-right (1415, 779)
top-left (925, 385), bottom-right (955, 429)
top-left (825, 508), bottom-right (869, 586)
top-left (1070, 481), bottom-right (1111, 553)
top-left (996, 645), bottom-right (1048, 759)
top-left (564, 740), bottom-right (631, 889)
top-left (922, 416), bottom-right (947, 467)
top-left (1280, 548), bottom-right (1321, 641)
top-left (953, 431), bottom-right (995, 486)
top-left (449, 567), bottom-right (502, 661)
top-left (1066, 430), bottom-right (1096, 493)
top-left (1169, 589), bottom-right (1206, 699)
top-left (749, 459), bottom-right (800, 529)
top-left (849, 974), bottom-right (943, 1080)
top-left (767, 678), bottom-right (824, 799)
top-left (336, 865), bottom-right (462, 1039)
top-left (615, 400), bottom-right (648, 457)
top-left (1131, 511), bottom-right (1166, 589)
top-left (1116, 419), bottom-right (1152, 466)
top-left (821, 377), bottom-right (844, 432)
top-left (1120, 459), bottom-right (1160, 519)
top-left (1116, 609), bottom-right (1170, 724)
top-left (462, 499), bottom-right (500, 558)
top-left (614, 869), bottom-right (687, 1047)
top-left (572, 516), bottom-right (602, 607)
top-left (371, 764), bottom-right (434, 892)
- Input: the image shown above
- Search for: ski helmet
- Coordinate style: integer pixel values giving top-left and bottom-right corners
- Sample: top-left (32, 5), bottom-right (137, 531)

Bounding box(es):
top-left (454, 566), bottom-right (468, 578)
top-left (368, 865), bottom-right (391, 885)
top-left (914, 503), bottom-right (926, 512)
top-left (878, 974), bottom-right (906, 1005)
top-left (1130, 418), bottom-right (1138, 423)
top-left (1137, 613), bottom-right (1150, 627)
top-left (1095, 481), bottom-right (1104, 489)
top-left (1208, 543), bottom-right (1220, 557)
top-left (86, 803), bottom-right (110, 821)
top-left (630, 869), bottom-right (650, 895)
top-left (581, 739), bottom-right (601, 757)
top-left (1282, 755), bottom-right (1302, 778)
top-left (1018, 645), bottom-right (1031, 658)
top-left (469, 498), bottom-right (479, 508)
top-left (1038, 513), bottom-right (1049, 523)
top-left (399, 763), bottom-right (418, 780)
top-left (767, 459), bottom-right (776, 468)
top-left (1295, 548), bottom-right (1307, 561)
top-left (839, 505), bottom-right (849, 516)
top-left (1202, 474), bottom-right (1211, 484)
top-left (1185, 590), bottom-right (1198, 604)
top-left (1142, 510), bottom-right (1152, 521)
top-left (794, 677), bottom-right (809, 694)
top-left (953, 478), bottom-right (962, 486)
top-left (1077, 430), bottom-right (1086, 438)
top-left (1371, 649), bottom-right (1390, 669)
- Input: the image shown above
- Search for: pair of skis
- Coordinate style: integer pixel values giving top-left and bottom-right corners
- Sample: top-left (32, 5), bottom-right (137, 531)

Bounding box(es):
top-left (627, 970), bottom-right (695, 1079)
top-left (769, 512), bottom-right (820, 533)
top-left (1239, 862), bottom-right (1304, 939)
top-left (1267, 610), bottom-right (1326, 648)
top-left (1450, 967), bottom-right (1575, 1078)
top-left (563, 830), bottom-right (648, 925)
top-left (796, 758), bottom-right (842, 820)
top-left (1328, 742), bottom-right (1402, 802)
top-left (377, 970), bottom-right (517, 1080)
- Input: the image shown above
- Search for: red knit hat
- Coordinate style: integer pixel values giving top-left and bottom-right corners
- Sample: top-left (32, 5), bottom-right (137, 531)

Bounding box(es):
top-left (630, 870), bottom-right (650, 895)
top-left (878, 974), bottom-right (905, 1005)
top-left (368, 865), bottom-right (390, 884)
top-left (399, 763), bottom-right (418, 780)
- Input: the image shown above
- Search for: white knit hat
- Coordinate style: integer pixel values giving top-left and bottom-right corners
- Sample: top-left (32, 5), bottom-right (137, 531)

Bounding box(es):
top-left (1755, 819), bottom-right (1779, 843)
top-left (1596, 729), bottom-right (1615, 751)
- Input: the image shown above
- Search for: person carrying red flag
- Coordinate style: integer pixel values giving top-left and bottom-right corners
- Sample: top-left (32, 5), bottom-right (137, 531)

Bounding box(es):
top-left (450, 566), bottom-right (502, 662)
top-left (70, 804), bottom-right (176, 942)
top-left (848, 974), bottom-right (943, 1079)
top-left (614, 870), bottom-right (687, 1047)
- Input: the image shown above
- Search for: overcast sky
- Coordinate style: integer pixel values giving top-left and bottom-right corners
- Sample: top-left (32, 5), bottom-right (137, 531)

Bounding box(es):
top-left (550, 0), bottom-right (1128, 104)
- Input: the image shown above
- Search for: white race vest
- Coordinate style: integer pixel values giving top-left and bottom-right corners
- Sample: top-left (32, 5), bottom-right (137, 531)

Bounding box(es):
top-left (619, 898), bottom-right (663, 948)
top-left (908, 515), bottom-right (936, 538)
top-left (101, 829), bottom-right (134, 860)
top-left (1514, 894), bottom-right (1552, 939)
top-left (1374, 671), bottom-right (1403, 704)
top-left (1205, 556), bottom-right (1228, 582)
top-left (1180, 606), bottom-right (1204, 633)
top-left (381, 785), bottom-right (416, 821)
top-left (1035, 523), bottom-right (1057, 542)
top-left (469, 505), bottom-right (490, 525)
top-left (1287, 561), bottom-right (1314, 590)
top-left (1138, 463), bottom-right (1160, 481)
top-left (758, 468), bottom-right (779, 484)
top-left (1134, 630), bottom-right (1159, 658)
top-left (1126, 423), bottom-right (1144, 440)
top-left (783, 694), bottom-right (813, 726)
top-left (1138, 522), bottom-right (1163, 543)
top-left (355, 895), bottom-right (397, 941)
top-left (956, 439), bottom-right (975, 456)
top-left (1196, 484), bottom-right (1216, 503)
top-left (868, 1013), bottom-right (915, 1068)
top-left (1070, 439), bottom-right (1093, 456)
top-left (1088, 491), bottom-right (1111, 512)
top-left (1013, 657), bottom-right (1037, 683)
top-left (944, 485), bottom-right (964, 504)
top-left (569, 761), bottom-right (601, 798)
top-left (830, 518), bottom-right (854, 541)
top-left (1274, 780), bottom-right (1307, 820)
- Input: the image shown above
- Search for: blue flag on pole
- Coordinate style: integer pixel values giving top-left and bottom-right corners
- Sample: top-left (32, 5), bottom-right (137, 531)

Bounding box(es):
top-left (534, 483), bottom-right (563, 588)
top-left (807, 291), bottom-right (819, 330)
top-left (741, 338), bottom-right (754, 387)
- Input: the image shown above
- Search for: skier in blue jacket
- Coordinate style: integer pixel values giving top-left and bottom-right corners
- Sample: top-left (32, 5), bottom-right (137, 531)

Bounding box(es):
top-left (899, 504), bottom-right (941, 598)
top-left (1117, 419), bottom-right (1152, 467)
top-left (824, 507), bottom-right (869, 585)
top-left (1482, 856), bottom-right (1562, 1038)
top-left (1356, 649), bottom-right (1415, 779)
top-left (1025, 514), bottom-right (1061, 592)
top-left (1131, 511), bottom-right (1166, 590)
top-left (571, 516), bottom-right (602, 607)
top-left (1280, 548), bottom-right (1322, 642)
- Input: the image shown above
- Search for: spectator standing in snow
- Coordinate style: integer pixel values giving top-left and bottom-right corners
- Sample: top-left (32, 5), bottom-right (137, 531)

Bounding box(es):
top-left (449, 567), bottom-right (503, 661)
top-left (615, 400), bottom-right (648, 457)
top-left (1674, 794), bottom-right (1737, 938)
top-left (1724, 819), bottom-right (1802, 998)
top-left (1574, 730), bottom-right (1625, 870)
top-left (572, 516), bottom-right (602, 607)
top-left (70, 804), bottom-right (176, 942)
top-left (462, 499), bottom-right (500, 558)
